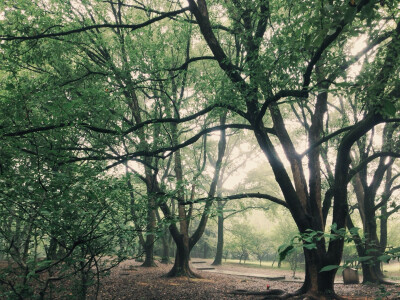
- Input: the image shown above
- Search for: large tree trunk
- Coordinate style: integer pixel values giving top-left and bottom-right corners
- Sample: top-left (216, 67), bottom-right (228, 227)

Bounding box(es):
top-left (141, 240), bottom-right (156, 267)
top-left (167, 235), bottom-right (199, 278)
top-left (303, 251), bottom-right (336, 298)
top-left (361, 260), bottom-right (385, 283)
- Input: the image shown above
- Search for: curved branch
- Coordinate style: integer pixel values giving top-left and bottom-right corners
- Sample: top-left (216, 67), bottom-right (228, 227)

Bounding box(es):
top-left (187, 0), bottom-right (247, 88)
top-left (302, 0), bottom-right (371, 90)
top-left (300, 125), bottom-right (355, 157)
top-left (349, 152), bottom-right (400, 180)
top-left (104, 123), bottom-right (254, 170)
top-left (123, 104), bottom-right (248, 135)
top-left (256, 89), bottom-right (308, 124)
top-left (167, 56), bottom-right (217, 71)
top-left (3, 103), bottom-right (250, 138)
top-left (1, 7), bottom-right (189, 41)
top-left (184, 192), bottom-right (287, 208)
top-left (3, 122), bottom-right (119, 137)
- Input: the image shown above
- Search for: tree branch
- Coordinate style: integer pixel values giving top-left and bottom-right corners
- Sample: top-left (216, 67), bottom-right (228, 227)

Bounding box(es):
top-left (1, 7), bottom-right (189, 41)
top-left (256, 89), bottom-right (308, 124)
top-left (104, 123), bottom-right (254, 170)
top-left (349, 152), bottom-right (400, 180)
top-left (183, 192), bottom-right (287, 208)
top-left (167, 56), bottom-right (217, 71)
top-left (302, 0), bottom-right (371, 91)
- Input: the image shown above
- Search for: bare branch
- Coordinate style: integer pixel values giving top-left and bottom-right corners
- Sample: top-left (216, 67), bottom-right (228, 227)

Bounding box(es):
top-left (183, 192), bottom-right (287, 208)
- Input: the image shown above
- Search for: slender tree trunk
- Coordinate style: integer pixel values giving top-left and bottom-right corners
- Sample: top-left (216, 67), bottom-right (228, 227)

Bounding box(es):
top-left (212, 207), bottom-right (224, 265)
top-left (141, 205), bottom-right (157, 267)
top-left (46, 237), bottom-right (58, 260)
top-left (160, 237), bottom-right (171, 264)
top-left (159, 222), bottom-right (172, 264)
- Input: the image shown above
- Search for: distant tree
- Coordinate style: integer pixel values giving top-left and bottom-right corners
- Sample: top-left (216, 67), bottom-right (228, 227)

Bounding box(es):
top-left (250, 231), bottom-right (272, 266)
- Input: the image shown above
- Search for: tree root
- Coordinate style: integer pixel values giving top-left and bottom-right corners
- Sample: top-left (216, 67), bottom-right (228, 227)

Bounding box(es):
top-left (164, 269), bottom-right (202, 279)
top-left (140, 261), bottom-right (157, 267)
top-left (363, 278), bottom-right (397, 285)
top-left (231, 288), bottom-right (292, 299)
top-left (230, 289), bottom-right (345, 300)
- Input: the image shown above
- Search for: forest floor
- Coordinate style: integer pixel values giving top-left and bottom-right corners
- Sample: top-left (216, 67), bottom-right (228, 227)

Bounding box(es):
top-left (95, 259), bottom-right (400, 300)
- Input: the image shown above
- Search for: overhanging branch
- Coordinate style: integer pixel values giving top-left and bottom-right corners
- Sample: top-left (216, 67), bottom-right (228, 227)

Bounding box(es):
top-left (183, 192), bottom-right (287, 208)
top-left (1, 7), bottom-right (189, 41)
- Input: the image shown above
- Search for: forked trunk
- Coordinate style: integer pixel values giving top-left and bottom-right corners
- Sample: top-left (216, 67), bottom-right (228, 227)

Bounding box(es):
top-left (299, 250), bottom-right (338, 299)
top-left (167, 237), bottom-right (199, 278)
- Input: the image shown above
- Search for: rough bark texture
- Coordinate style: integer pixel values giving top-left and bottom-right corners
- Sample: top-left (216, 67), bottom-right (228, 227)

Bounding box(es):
top-left (166, 236), bottom-right (200, 278)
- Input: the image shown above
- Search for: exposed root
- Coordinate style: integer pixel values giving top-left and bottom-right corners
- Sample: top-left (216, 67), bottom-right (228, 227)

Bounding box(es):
top-left (164, 269), bottom-right (202, 279)
top-left (362, 278), bottom-right (397, 285)
top-left (140, 261), bottom-right (157, 267)
top-left (230, 288), bottom-right (289, 298)
top-left (230, 289), bottom-right (345, 300)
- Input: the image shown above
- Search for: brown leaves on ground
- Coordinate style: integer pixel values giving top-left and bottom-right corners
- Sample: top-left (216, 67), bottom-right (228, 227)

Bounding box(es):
top-left (94, 260), bottom-right (400, 300)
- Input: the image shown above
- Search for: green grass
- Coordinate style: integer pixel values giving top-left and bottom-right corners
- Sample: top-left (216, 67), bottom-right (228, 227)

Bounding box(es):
top-left (222, 259), bottom-right (304, 273)
top-left (383, 262), bottom-right (400, 280)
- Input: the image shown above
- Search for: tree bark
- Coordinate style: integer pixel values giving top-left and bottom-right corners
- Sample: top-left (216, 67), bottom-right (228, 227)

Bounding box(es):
top-left (212, 207), bottom-right (224, 265)
top-left (166, 234), bottom-right (199, 278)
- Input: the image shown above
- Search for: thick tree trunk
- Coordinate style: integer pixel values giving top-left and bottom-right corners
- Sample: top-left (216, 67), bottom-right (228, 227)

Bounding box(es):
top-left (212, 211), bottom-right (224, 266)
top-left (167, 236), bottom-right (199, 278)
top-left (299, 250), bottom-right (338, 299)
top-left (361, 260), bottom-right (385, 283)
top-left (141, 240), bottom-right (156, 267)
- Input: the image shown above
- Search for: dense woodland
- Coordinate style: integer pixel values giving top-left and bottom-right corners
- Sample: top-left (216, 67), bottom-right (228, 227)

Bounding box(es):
top-left (0, 0), bottom-right (400, 299)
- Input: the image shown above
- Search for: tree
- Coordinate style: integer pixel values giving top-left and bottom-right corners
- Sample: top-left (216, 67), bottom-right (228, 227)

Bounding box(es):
top-left (1, 1), bottom-right (400, 298)
top-left (345, 123), bottom-right (400, 283)
top-left (211, 132), bottom-right (265, 266)
top-left (225, 222), bottom-right (252, 264)
top-left (158, 112), bottom-right (228, 277)
top-left (0, 133), bottom-right (129, 299)
top-left (185, 1), bottom-right (400, 298)
top-left (250, 230), bottom-right (272, 266)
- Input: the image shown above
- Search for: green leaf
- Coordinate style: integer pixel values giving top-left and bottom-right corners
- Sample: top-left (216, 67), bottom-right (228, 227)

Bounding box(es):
top-left (383, 101), bottom-right (396, 116)
top-left (377, 255), bottom-right (391, 263)
top-left (303, 243), bottom-right (317, 250)
top-left (387, 247), bottom-right (400, 254)
top-left (320, 265), bottom-right (339, 272)
top-left (278, 244), bottom-right (294, 262)
top-left (349, 227), bottom-right (360, 235)
top-left (357, 256), bottom-right (373, 262)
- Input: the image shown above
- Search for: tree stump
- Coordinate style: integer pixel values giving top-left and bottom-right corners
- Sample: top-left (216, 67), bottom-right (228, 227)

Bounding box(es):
top-left (342, 267), bottom-right (359, 284)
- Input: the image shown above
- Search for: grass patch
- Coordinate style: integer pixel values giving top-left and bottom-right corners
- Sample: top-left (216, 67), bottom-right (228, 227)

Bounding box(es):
top-left (222, 259), bottom-right (304, 273)
top-left (383, 262), bottom-right (400, 280)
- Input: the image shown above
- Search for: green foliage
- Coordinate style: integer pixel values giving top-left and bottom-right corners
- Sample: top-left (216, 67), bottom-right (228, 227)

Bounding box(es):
top-left (0, 0), bottom-right (399, 295)
top-left (278, 244), bottom-right (294, 263)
